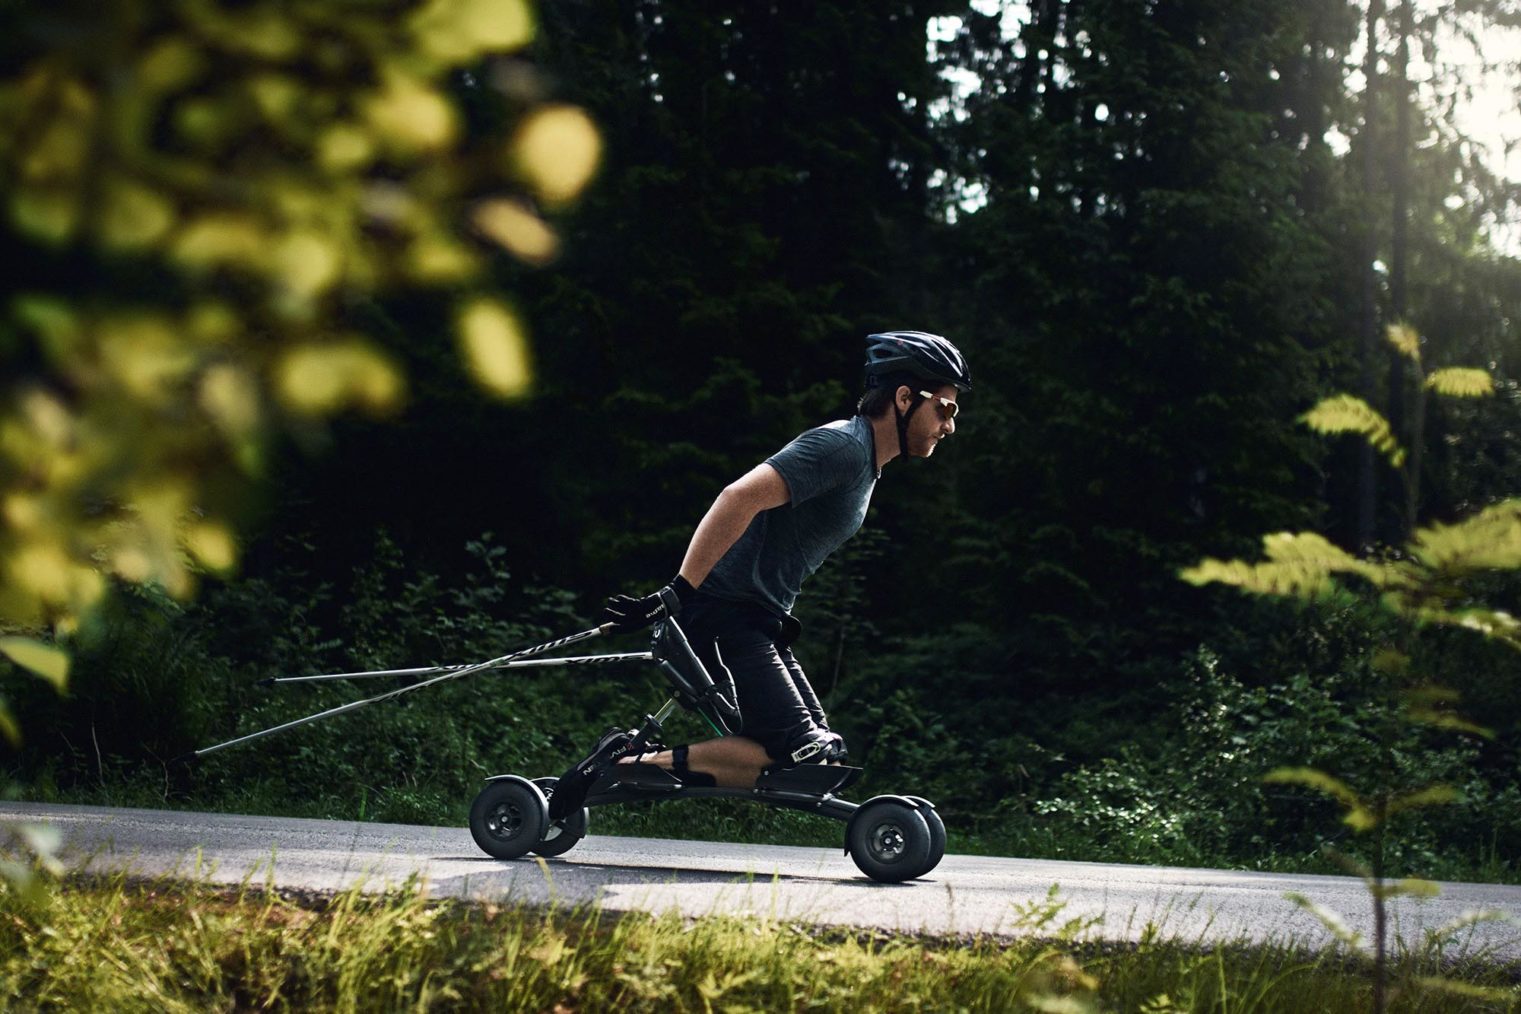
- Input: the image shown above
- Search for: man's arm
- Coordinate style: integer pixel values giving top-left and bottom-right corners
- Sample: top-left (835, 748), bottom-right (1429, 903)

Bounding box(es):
top-left (679, 463), bottom-right (791, 587)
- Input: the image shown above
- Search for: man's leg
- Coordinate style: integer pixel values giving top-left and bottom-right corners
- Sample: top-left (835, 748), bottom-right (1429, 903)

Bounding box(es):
top-left (619, 735), bottom-right (771, 788)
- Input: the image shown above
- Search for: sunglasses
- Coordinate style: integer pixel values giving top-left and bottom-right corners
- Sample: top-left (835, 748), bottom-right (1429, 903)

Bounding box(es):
top-left (918, 391), bottom-right (960, 422)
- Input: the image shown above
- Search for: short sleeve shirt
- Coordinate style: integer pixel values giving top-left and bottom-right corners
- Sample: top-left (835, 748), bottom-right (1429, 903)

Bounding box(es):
top-left (700, 415), bottom-right (879, 616)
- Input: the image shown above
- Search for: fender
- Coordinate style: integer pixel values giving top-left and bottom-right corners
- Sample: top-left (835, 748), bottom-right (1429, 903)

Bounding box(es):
top-left (480, 773), bottom-right (549, 811)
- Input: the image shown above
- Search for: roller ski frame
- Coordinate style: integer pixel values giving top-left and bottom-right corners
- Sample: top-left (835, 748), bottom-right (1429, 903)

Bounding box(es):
top-left (189, 617), bottom-right (945, 883)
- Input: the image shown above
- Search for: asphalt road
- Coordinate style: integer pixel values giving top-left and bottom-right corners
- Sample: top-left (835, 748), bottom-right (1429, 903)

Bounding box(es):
top-left (5, 801), bottom-right (1520, 959)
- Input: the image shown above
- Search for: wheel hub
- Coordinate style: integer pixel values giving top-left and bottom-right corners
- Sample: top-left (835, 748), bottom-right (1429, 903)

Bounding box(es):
top-left (870, 821), bottom-right (906, 861)
top-left (486, 801), bottom-right (524, 840)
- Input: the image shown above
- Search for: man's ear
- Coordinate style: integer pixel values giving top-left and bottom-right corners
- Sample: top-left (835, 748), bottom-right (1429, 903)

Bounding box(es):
top-left (895, 385), bottom-right (914, 410)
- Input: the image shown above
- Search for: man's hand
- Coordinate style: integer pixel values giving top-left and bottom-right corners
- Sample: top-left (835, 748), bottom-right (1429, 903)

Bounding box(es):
top-left (599, 575), bottom-right (696, 633)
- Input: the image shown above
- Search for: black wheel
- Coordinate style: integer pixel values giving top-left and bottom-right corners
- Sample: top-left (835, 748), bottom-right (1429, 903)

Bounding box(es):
top-left (530, 777), bottom-right (588, 858)
top-left (847, 799), bottom-right (932, 883)
top-left (904, 796), bottom-right (947, 879)
top-left (469, 779), bottom-right (547, 860)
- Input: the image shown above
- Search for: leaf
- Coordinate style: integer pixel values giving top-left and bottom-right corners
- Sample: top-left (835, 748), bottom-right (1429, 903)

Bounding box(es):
top-left (411, 0), bottom-right (535, 61)
top-left (97, 176), bottom-right (176, 250)
top-left (1411, 977), bottom-right (1517, 1002)
top-left (0, 636), bottom-right (70, 691)
top-left (16, 823), bottom-right (63, 876)
top-left (1181, 532), bottom-right (1388, 601)
top-left (1426, 908), bottom-right (1517, 944)
top-left (275, 339), bottom-right (404, 416)
top-left (1284, 892), bottom-right (1367, 954)
top-left (1263, 768), bottom-right (1377, 829)
top-left (473, 198), bottom-right (559, 265)
top-left (1385, 322), bottom-right (1422, 363)
top-left (272, 231), bottom-right (342, 300)
top-left (1410, 501), bottom-right (1521, 573)
top-left (364, 71), bottom-right (457, 154)
top-left (1405, 708), bottom-right (1494, 739)
top-left (1374, 878), bottom-right (1440, 900)
top-left (1425, 368), bottom-right (1494, 398)
top-left (0, 700), bottom-right (19, 748)
top-left (512, 105), bottom-right (602, 204)
top-left (1386, 785), bottom-right (1462, 817)
top-left (1299, 395), bottom-right (1406, 468)
top-left (457, 298), bottom-right (532, 398)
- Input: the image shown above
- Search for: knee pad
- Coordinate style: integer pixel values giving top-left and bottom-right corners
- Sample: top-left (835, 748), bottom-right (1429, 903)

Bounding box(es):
top-left (782, 728), bottom-right (848, 767)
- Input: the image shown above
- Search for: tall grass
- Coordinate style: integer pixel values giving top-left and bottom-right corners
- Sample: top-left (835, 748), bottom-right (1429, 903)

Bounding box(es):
top-left (1, 874), bottom-right (1516, 1012)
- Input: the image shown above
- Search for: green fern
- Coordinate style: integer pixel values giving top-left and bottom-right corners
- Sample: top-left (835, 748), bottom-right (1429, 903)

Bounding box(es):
top-left (1424, 367), bottom-right (1494, 397)
top-left (1385, 322), bottom-right (1421, 363)
top-left (1180, 531), bottom-right (1391, 599)
top-left (1299, 395), bottom-right (1406, 468)
top-left (1408, 499), bottom-right (1521, 573)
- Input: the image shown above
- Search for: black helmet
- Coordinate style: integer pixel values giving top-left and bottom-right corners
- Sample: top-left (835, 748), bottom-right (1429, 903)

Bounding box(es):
top-left (863, 331), bottom-right (972, 392)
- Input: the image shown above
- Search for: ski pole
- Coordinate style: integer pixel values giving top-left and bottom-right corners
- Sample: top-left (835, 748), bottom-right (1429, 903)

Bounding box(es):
top-left (184, 624), bottom-right (614, 760)
top-left (260, 652), bottom-right (653, 686)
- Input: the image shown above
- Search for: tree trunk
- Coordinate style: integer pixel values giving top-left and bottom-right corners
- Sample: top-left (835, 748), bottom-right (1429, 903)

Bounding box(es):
top-left (1357, 0), bottom-right (1384, 551)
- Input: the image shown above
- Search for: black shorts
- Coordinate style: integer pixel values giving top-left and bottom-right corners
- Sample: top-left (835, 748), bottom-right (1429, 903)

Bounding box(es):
top-left (678, 595), bottom-right (827, 760)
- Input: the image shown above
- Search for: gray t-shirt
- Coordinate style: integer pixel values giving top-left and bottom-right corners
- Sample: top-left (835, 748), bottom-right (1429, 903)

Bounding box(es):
top-left (701, 415), bottom-right (879, 616)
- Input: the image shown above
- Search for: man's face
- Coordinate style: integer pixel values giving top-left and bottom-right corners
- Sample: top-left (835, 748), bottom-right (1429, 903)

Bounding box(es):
top-left (898, 383), bottom-right (959, 458)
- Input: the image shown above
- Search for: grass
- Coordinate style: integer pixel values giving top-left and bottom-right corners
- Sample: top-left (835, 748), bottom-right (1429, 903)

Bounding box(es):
top-left (0, 873), bottom-right (1517, 1012)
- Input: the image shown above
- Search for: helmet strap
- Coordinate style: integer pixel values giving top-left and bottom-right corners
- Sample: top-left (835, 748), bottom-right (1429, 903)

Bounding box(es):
top-left (893, 393), bottom-right (923, 460)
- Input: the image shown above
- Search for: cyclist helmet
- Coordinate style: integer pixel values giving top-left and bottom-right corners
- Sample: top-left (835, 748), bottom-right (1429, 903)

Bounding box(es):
top-left (863, 331), bottom-right (972, 392)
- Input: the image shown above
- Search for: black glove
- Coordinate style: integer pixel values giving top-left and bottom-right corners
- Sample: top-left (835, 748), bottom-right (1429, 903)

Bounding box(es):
top-left (599, 575), bottom-right (696, 633)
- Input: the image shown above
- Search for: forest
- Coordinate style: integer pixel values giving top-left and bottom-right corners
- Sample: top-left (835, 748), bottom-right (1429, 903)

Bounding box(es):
top-left (4, 0), bottom-right (1521, 883)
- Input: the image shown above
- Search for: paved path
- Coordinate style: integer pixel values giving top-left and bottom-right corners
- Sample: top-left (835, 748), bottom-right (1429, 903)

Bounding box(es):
top-left (6, 801), bottom-right (1520, 958)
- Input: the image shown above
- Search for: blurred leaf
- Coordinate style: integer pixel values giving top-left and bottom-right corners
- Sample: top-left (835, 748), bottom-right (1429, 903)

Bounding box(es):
top-left (1412, 977), bottom-right (1517, 1002)
top-left (1386, 785), bottom-right (1461, 817)
top-left (1405, 708), bottom-right (1494, 739)
top-left (317, 123), bottom-right (376, 173)
top-left (1284, 892), bottom-right (1368, 954)
top-left (457, 298), bottom-right (531, 397)
top-left (97, 177), bottom-right (177, 250)
top-left (365, 71), bottom-right (457, 154)
top-left (411, 0), bottom-right (535, 61)
top-left (1385, 322), bottom-right (1421, 363)
top-left (11, 187), bottom-right (80, 244)
top-left (512, 105), bottom-right (601, 204)
top-left (473, 198), bottom-right (559, 264)
top-left (173, 214), bottom-right (268, 270)
top-left (1375, 877), bottom-right (1440, 899)
top-left (1410, 500), bottom-right (1521, 573)
top-left (1425, 368), bottom-right (1494, 398)
top-left (0, 699), bottom-right (19, 748)
top-left (273, 231), bottom-right (343, 300)
top-left (1299, 395), bottom-right (1406, 468)
top-left (275, 340), bottom-right (404, 416)
top-left (1263, 767), bottom-right (1376, 829)
top-left (184, 521), bottom-right (238, 575)
top-left (0, 635), bottom-right (70, 691)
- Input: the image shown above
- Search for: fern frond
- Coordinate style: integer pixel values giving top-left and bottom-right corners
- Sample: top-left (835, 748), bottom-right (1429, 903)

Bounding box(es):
top-left (1264, 767), bottom-right (1373, 830)
top-left (1386, 322), bottom-right (1421, 363)
top-left (1386, 785), bottom-right (1462, 817)
top-left (1425, 368), bottom-right (1494, 398)
top-left (1180, 557), bottom-right (1336, 598)
top-left (1410, 500), bottom-right (1521, 573)
top-left (1374, 877), bottom-right (1441, 900)
top-left (1284, 893), bottom-right (1368, 953)
top-left (1398, 602), bottom-right (1521, 650)
top-left (1300, 395), bottom-right (1406, 468)
top-left (1181, 532), bottom-right (1391, 600)
top-left (1406, 708), bottom-right (1495, 739)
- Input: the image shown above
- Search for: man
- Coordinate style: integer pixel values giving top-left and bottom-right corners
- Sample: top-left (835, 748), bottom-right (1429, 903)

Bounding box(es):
top-left (597, 331), bottom-right (971, 790)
